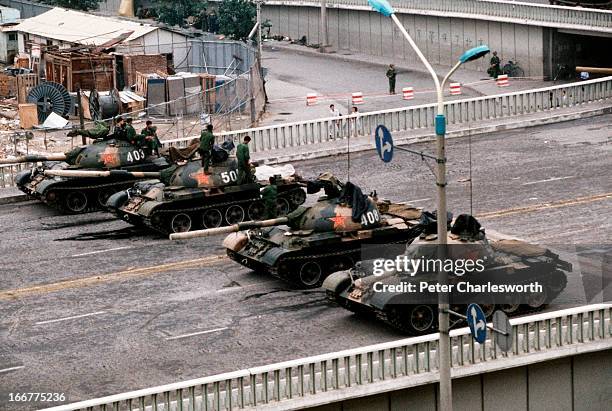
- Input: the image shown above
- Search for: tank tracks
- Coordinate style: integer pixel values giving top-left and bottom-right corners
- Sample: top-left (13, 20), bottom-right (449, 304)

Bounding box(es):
top-left (140, 187), bottom-right (306, 235)
top-left (328, 270), bottom-right (568, 335)
top-left (21, 179), bottom-right (142, 214)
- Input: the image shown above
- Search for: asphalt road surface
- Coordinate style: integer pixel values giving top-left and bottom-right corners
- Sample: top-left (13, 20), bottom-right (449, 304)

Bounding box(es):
top-left (0, 115), bottom-right (610, 409)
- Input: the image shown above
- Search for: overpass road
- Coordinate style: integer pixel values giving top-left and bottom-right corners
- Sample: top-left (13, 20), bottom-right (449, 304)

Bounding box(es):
top-left (0, 115), bottom-right (610, 409)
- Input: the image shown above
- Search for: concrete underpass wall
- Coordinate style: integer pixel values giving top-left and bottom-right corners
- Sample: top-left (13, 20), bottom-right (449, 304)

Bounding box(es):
top-left (306, 350), bottom-right (612, 411)
top-left (263, 6), bottom-right (545, 77)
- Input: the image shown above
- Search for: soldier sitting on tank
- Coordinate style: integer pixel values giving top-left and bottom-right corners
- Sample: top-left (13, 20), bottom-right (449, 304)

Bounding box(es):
top-left (113, 117), bottom-right (129, 141)
top-left (141, 120), bottom-right (161, 156)
top-left (261, 176), bottom-right (279, 219)
top-left (125, 118), bottom-right (144, 147)
top-left (237, 136), bottom-right (254, 184)
top-left (199, 124), bottom-right (215, 174)
top-left (67, 120), bottom-right (110, 141)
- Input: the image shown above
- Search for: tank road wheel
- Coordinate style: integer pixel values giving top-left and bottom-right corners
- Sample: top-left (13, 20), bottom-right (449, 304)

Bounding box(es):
top-left (407, 305), bottom-right (436, 334)
top-left (276, 198), bottom-right (290, 216)
top-left (501, 304), bottom-right (520, 314)
top-left (288, 189), bottom-right (306, 206)
top-left (97, 189), bottom-right (114, 208)
top-left (64, 191), bottom-right (88, 213)
top-left (225, 205), bottom-right (245, 225)
top-left (171, 213), bottom-right (192, 233)
top-left (247, 201), bottom-right (265, 220)
top-left (298, 261), bottom-right (323, 288)
top-left (526, 287), bottom-right (547, 309)
top-left (202, 209), bottom-right (223, 229)
top-left (481, 304), bottom-right (496, 319)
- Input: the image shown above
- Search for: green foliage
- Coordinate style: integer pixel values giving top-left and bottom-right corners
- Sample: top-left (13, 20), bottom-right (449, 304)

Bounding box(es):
top-left (42, 0), bottom-right (100, 11)
top-left (154, 0), bottom-right (209, 27)
top-left (218, 0), bottom-right (256, 41)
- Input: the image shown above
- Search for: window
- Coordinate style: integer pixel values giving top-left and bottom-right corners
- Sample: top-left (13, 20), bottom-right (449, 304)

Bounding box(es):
top-left (8, 33), bottom-right (16, 41)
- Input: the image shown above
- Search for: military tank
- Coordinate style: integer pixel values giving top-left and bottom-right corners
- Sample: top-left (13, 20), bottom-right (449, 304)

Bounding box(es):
top-left (6, 127), bottom-right (169, 213)
top-left (323, 214), bottom-right (572, 335)
top-left (88, 158), bottom-right (307, 234)
top-left (170, 174), bottom-right (427, 288)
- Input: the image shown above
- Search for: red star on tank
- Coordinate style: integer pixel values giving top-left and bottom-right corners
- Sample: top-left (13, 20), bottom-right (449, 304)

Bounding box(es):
top-left (327, 214), bottom-right (349, 229)
top-left (189, 170), bottom-right (211, 186)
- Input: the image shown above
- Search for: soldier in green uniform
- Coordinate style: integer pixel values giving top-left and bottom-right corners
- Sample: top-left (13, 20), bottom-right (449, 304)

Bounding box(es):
top-left (386, 64), bottom-right (397, 94)
top-left (236, 136), bottom-right (253, 184)
top-left (488, 51), bottom-right (501, 78)
top-left (113, 117), bottom-right (128, 141)
top-left (198, 124), bottom-right (215, 173)
top-left (141, 120), bottom-right (161, 156)
top-left (67, 120), bottom-right (110, 141)
top-left (261, 177), bottom-right (278, 219)
top-left (125, 118), bottom-right (143, 147)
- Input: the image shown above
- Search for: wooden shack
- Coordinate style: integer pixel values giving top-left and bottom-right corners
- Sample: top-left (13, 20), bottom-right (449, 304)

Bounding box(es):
top-left (44, 51), bottom-right (116, 92)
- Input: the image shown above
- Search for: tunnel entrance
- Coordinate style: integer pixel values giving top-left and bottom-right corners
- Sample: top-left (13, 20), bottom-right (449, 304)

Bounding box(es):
top-left (548, 30), bottom-right (612, 80)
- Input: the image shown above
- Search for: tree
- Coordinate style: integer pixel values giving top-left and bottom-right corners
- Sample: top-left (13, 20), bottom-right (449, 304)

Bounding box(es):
top-left (42, 0), bottom-right (100, 11)
top-left (218, 0), bottom-right (256, 41)
top-left (153, 0), bottom-right (209, 27)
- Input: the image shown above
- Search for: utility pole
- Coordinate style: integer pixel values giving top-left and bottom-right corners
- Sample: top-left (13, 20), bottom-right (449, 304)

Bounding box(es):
top-left (255, 0), bottom-right (263, 57)
top-left (320, 0), bottom-right (328, 53)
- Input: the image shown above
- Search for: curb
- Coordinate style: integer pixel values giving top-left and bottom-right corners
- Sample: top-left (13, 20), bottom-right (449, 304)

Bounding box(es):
top-left (0, 193), bottom-right (28, 205)
top-left (255, 105), bottom-right (612, 165)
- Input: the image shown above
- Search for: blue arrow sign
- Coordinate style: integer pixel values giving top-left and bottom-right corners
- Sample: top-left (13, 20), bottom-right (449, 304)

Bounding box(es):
top-left (466, 303), bottom-right (487, 344)
top-left (375, 125), bottom-right (393, 163)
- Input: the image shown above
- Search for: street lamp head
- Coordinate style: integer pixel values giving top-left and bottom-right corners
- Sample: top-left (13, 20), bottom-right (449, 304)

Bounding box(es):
top-left (459, 45), bottom-right (490, 64)
top-left (368, 0), bottom-right (394, 17)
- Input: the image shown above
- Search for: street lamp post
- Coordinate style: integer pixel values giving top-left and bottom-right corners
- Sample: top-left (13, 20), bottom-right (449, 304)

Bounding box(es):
top-left (367, 1), bottom-right (490, 410)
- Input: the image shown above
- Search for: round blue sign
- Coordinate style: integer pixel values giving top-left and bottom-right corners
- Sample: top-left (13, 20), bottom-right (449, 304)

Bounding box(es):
top-left (375, 125), bottom-right (393, 163)
top-left (466, 303), bottom-right (487, 344)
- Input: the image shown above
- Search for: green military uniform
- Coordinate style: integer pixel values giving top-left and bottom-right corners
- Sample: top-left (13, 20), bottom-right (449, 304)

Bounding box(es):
top-left (199, 130), bottom-right (215, 172)
top-left (236, 142), bottom-right (252, 184)
top-left (126, 124), bottom-right (143, 147)
top-left (68, 121), bottom-right (110, 140)
top-left (386, 66), bottom-right (397, 94)
top-left (261, 184), bottom-right (278, 219)
top-left (141, 126), bottom-right (160, 156)
top-left (488, 55), bottom-right (501, 78)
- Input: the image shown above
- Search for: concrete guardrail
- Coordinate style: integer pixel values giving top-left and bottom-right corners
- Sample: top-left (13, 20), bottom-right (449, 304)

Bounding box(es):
top-left (260, 0), bottom-right (612, 33)
top-left (42, 304), bottom-right (611, 411)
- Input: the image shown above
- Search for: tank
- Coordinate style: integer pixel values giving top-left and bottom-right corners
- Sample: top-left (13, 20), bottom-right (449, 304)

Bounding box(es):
top-left (9, 131), bottom-right (170, 213)
top-left (102, 160), bottom-right (307, 234)
top-left (170, 174), bottom-right (427, 288)
top-left (323, 214), bottom-right (572, 335)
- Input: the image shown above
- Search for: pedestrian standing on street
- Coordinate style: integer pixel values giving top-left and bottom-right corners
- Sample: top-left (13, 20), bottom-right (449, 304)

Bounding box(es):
top-left (386, 64), bottom-right (397, 94)
top-left (261, 176), bottom-right (278, 219)
top-left (488, 51), bottom-right (501, 78)
top-left (199, 124), bottom-right (215, 174)
top-left (141, 120), bottom-right (161, 156)
top-left (236, 136), bottom-right (253, 184)
top-left (329, 104), bottom-right (342, 139)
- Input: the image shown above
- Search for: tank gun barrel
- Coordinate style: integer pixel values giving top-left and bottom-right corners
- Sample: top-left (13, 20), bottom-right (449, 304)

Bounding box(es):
top-left (43, 170), bottom-right (161, 178)
top-left (0, 154), bottom-right (67, 165)
top-left (170, 217), bottom-right (291, 240)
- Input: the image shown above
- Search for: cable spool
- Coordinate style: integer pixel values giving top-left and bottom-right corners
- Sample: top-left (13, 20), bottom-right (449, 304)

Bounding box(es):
top-left (26, 82), bottom-right (71, 123)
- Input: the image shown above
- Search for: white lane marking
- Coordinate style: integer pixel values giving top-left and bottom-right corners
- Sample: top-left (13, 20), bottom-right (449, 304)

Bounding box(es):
top-left (165, 327), bottom-right (228, 341)
top-left (522, 176), bottom-right (574, 186)
top-left (409, 198), bottom-right (431, 203)
top-left (72, 246), bottom-right (133, 257)
top-left (0, 366), bottom-right (24, 374)
top-left (35, 311), bottom-right (107, 325)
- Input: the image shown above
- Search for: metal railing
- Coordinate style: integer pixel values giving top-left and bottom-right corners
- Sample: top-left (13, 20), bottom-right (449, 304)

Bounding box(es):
top-left (44, 304), bottom-right (611, 411)
top-left (162, 76), bottom-right (612, 153)
top-left (0, 163), bottom-right (26, 189)
top-left (260, 0), bottom-right (612, 32)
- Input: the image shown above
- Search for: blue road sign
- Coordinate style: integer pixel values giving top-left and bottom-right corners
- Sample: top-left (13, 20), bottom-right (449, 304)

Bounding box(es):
top-left (375, 125), bottom-right (394, 163)
top-left (466, 303), bottom-right (487, 344)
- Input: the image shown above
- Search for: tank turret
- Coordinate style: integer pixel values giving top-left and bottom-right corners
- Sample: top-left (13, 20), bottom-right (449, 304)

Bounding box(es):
top-left (170, 174), bottom-right (425, 288)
